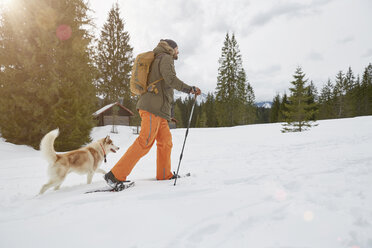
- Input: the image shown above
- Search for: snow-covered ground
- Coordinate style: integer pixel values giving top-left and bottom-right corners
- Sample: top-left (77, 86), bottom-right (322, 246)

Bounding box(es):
top-left (1, 117), bottom-right (371, 248)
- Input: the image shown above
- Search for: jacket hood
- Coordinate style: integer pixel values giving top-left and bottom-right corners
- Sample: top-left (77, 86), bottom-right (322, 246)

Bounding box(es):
top-left (153, 41), bottom-right (175, 56)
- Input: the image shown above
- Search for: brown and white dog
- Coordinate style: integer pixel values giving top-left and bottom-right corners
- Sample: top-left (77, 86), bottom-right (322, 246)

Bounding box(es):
top-left (39, 129), bottom-right (119, 194)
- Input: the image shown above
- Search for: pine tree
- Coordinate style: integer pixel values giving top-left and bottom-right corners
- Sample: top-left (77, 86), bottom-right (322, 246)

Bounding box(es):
top-left (368, 63), bottom-right (372, 114)
top-left (270, 94), bottom-right (281, 123)
top-left (343, 67), bottom-right (356, 117)
top-left (279, 93), bottom-right (289, 122)
top-left (215, 33), bottom-right (253, 126)
top-left (351, 75), bottom-right (362, 116)
top-left (175, 98), bottom-right (188, 128)
top-left (318, 79), bottom-right (335, 119)
top-left (360, 63), bottom-right (372, 115)
top-left (173, 100), bottom-right (184, 128)
top-left (244, 82), bottom-right (257, 124)
top-left (306, 81), bottom-right (318, 120)
top-left (196, 106), bottom-right (207, 128)
top-left (95, 3), bottom-right (134, 108)
top-left (282, 67), bottom-right (317, 132)
top-left (0, 0), bottom-right (96, 150)
top-left (333, 71), bottom-right (344, 118)
top-left (255, 106), bottom-right (270, 124)
top-left (333, 68), bottom-right (355, 118)
top-left (175, 96), bottom-right (197, 128)
top-left (203, 93), bottom-right (218, 127)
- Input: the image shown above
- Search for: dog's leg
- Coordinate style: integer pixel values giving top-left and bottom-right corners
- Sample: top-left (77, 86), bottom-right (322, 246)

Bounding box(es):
top-left (52, 170), bottom-right (67, 191)
top-left (54, 171), bottom-right (67, 190)
top-left (39, 180), bottom-right (59, 194)
top-left (40, 172), bottom-right (67, 194)
top-left (87, 172), bottom-right (94, 184)
top-left (54, 177), bottom-right (66, 191)
top-left (96, 168), bottom-right (107, 174)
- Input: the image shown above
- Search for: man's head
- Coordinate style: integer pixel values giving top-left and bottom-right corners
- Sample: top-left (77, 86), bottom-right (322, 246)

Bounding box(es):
top-left (161, 39), bottom-right (179, 60)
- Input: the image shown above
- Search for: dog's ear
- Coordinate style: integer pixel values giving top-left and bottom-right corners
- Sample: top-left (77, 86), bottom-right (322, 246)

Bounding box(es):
top-left (104, 135), bottom-right (111, 143)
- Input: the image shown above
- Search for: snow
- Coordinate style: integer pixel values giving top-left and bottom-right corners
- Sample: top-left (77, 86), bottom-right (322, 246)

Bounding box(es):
top-left (262, 102), bottom-right (272, 108)
top-left (1, 116), bottom-right (372, 248)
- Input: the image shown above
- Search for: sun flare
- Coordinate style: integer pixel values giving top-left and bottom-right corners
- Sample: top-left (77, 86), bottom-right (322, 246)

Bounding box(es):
top-left (0, 0), bottom-right (14, 7)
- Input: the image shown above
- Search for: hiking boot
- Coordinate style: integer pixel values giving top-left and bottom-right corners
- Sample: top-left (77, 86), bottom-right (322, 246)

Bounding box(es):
top-left (104, 171), bottom-right (122, 189)
top-left (169, 171), bottom-right (181, 180)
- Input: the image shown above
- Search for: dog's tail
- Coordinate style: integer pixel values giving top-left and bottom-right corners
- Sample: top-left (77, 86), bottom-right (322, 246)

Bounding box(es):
top-left (40, 129), bottom-right (59, 164)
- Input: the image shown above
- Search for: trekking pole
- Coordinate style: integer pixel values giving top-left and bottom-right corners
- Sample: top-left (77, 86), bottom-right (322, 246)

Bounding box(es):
top-left (174, 88), bottom-right (197, 186)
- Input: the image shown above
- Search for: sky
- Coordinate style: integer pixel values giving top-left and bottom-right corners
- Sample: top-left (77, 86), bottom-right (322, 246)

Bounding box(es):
top-left (89, 0), bottom-right (372, 102)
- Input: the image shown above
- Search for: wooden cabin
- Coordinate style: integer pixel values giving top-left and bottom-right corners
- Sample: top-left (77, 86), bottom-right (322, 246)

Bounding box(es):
top-left (93, 102), bottom-right (134, 126)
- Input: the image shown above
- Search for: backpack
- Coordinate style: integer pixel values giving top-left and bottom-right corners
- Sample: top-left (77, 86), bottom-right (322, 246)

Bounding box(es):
top-left (130, 51), bottom-right (163, 96)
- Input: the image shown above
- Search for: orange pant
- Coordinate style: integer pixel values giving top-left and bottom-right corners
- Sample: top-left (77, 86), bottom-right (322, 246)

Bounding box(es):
top-left (111, 110), bottom-right (174, 181)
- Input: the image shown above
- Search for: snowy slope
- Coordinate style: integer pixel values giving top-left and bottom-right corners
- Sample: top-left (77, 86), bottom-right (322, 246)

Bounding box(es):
top-left (0, 117), bottom-right (372, 248)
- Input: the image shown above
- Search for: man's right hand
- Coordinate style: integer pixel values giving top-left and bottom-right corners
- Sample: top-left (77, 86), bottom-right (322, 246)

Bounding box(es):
top-left (191, 87), bottom-right (201, 96)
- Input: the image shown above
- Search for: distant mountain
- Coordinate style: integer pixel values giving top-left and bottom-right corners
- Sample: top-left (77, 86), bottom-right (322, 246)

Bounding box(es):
top-left (255, 101), bottom-right (272, 108)
top-left (174, 91), bottom-right (208, 104)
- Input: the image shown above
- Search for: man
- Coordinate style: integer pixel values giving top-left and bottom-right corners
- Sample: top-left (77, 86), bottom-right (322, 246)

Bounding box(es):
top-left (104, 39), bottom-right (201, 187)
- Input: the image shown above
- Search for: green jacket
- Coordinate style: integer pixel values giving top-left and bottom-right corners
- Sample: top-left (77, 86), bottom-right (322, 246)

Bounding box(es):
top-left (136, 41), bottom-right (192, 121)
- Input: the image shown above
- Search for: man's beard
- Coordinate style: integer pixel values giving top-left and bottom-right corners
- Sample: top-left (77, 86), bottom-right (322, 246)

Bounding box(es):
top-left (173, 54), bottom-right (178, 60)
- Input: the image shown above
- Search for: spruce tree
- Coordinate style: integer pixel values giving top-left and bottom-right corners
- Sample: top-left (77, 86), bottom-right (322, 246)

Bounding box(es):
top-left (318, 79), bottom-right (335, 119)
top-left (174, 96), bottom-right (197, 128)
top-left (95, 3), bottom-right (134, 108)
top-left (306, 81), bottom-right (318, 120)
top-left (270, 94), bottom-right (281, 123)
top-left (333, 68), bottom-right (355, 118)
top-left (368, 63), bottom-right (372, 114)
top-left (244, 82), bottom-right (257, 124)
top-left (174, 98), bottom-right (187, 128)
top-left (255, 106), bottom-right (270, 124)
top-left (173, 101), bottom-right (184, 128)
top-left (279, 93), bottom-right (289, 122)
top-left (343, 67), bottom-right (356, 117)
top-left (203, 93), bottom-right (218, 127)
top-left (333, 71), bottom-right (344, 118)
top-left (216, 33), bottom-right (254, 126)
top-left (351, 75), bottom-right (362, 116)
top-left (360, 63), bottom-right (372, 115)
top-left (196, 106), bottom-right (207, 128)
top-left (282, 67), bottom-right (317, 132)
top-left (0, 0), bottom-right (96, 150)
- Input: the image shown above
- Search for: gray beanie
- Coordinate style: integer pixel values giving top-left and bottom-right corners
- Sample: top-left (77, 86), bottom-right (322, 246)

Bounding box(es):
top-left (161, 39), bottom-right (178, 49)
